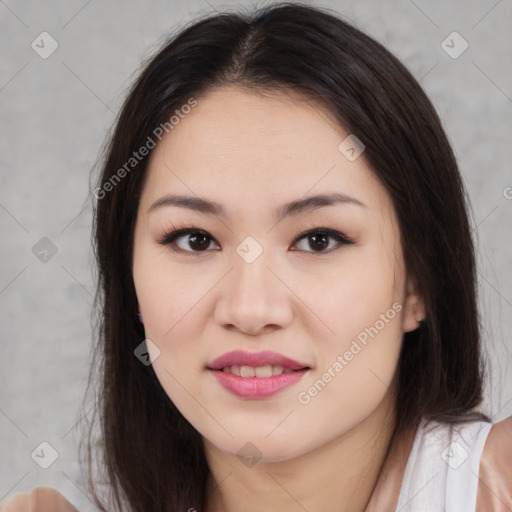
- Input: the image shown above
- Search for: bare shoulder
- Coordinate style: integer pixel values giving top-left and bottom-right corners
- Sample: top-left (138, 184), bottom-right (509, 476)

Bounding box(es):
top-left (0, 486), bottom-right (78, 512)
top-left (476, 416), bottom-right (512, 511)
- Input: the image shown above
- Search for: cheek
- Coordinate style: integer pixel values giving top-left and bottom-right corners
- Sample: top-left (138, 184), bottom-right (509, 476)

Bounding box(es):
top-left (296, 270), bottom-right (404, 437)
top-left (295, 337), bottom-right (400, 452)
top-left (308, 280), bottom-right (403, 402)
top-left (311, 247), bottom-right (403, 344)
top-left (303, 238), bottom-right (405, 396)
top-left (133, 250), bottom-right (210, 411)
top-left (133, 241), bottom-right (208, 339)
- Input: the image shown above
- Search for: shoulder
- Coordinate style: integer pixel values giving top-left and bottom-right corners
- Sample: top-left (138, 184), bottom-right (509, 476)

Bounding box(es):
top-left (476, 416), bottom-right (512, 511)
top-left (0, 486), bottom-right (78, 512)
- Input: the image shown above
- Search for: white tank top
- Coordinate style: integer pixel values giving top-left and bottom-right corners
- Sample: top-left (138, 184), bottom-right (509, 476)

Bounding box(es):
top-left (395, 417), bottom-right (493, 511)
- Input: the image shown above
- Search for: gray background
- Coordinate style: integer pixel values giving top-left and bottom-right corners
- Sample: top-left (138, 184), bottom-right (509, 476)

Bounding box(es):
top-left (1, 0), bottom-right (511, 509)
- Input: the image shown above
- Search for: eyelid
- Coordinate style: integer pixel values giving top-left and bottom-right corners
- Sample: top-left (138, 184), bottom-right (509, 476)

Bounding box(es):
top-left (156, 226), bottom-right (219, 250)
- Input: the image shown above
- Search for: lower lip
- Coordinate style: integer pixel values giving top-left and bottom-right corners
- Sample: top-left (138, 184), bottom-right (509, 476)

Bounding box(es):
top-left (209, 369), bottom-right (309, 398)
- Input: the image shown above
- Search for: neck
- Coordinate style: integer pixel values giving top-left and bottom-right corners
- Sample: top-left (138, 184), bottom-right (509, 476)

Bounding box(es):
top-left (204, 391), bottom-right (403, 512)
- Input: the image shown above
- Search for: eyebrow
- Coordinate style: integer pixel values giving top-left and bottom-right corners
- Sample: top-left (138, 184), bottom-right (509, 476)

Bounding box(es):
top-left (147, 192), bottom-right (366, 219)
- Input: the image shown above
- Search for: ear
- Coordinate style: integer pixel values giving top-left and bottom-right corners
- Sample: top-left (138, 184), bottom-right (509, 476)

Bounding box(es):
top-left (402, 273), bottom-right (426, 333)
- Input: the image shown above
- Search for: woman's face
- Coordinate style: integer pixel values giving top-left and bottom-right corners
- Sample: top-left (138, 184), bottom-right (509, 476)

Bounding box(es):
top-left (132, 86), bottom-right (423, 462)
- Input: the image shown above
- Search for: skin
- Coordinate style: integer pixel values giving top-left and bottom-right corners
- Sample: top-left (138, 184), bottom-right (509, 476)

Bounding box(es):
top-left (132, 86), bottom-right (425, 512)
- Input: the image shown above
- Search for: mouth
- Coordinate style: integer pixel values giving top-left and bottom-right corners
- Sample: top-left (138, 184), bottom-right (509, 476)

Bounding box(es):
top-left (207, 350), bottom-right (311, 398)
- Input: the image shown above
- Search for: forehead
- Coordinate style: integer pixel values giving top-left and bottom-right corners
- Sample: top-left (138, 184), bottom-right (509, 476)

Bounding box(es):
top-left (141, 86), bottom-right (390, 218)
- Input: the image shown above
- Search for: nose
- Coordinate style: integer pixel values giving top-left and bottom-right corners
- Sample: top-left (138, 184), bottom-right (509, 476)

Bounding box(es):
top-left (214, 249), bottom-right (294, 336)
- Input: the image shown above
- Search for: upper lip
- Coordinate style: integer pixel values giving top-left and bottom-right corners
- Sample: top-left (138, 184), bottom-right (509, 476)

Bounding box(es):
top-left (208, 350), bottom-right (310, 371)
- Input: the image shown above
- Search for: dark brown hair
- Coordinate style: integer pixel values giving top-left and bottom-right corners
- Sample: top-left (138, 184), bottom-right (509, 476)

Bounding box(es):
top-left (80, 3), bottom-right (490, 511)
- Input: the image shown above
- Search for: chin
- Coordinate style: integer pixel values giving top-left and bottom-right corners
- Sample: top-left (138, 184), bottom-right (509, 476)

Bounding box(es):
top-left (210, 432), bottom-right (309, 465)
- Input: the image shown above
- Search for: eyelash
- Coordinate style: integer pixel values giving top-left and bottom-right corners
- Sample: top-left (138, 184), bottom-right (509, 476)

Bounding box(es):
top-left (156, 222), bottom-right (355, 256)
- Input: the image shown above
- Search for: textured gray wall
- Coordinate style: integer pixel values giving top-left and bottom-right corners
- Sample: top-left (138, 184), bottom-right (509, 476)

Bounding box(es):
top-left (1, 0), bottom-right (511, 509)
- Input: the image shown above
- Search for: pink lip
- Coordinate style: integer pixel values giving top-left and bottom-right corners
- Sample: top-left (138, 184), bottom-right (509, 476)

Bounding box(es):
top-left (210, 369), bottom-right (309, 398)
top-left (208, 350), bottom-right (309, 371)
top-left (207, 350), bottom-right (310, 399)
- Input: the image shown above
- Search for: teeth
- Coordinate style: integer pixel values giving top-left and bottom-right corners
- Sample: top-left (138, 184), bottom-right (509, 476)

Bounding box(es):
top-left (272, 365), bottom-right (284, 376)
top-left (255, 365), bottom-right (272, 378)
top-left (240, 365), bottom-right (255, 377)
top-left (220, 365), bottom-right (296, 377)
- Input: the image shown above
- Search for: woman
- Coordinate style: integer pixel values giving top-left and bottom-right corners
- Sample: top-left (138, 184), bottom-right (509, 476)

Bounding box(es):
top-left (2, 3), bottom-right (510, 511)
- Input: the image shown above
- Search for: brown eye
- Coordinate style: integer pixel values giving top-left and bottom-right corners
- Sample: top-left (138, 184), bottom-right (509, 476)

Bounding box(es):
top-left (158, 228), bottom-right (219, 253)
top-left (186, 232), bottom-right (212, 251)
top-left (308, 232), bottom-right (329, 251)
top-left (292, 229), bottom-right (354, 253)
